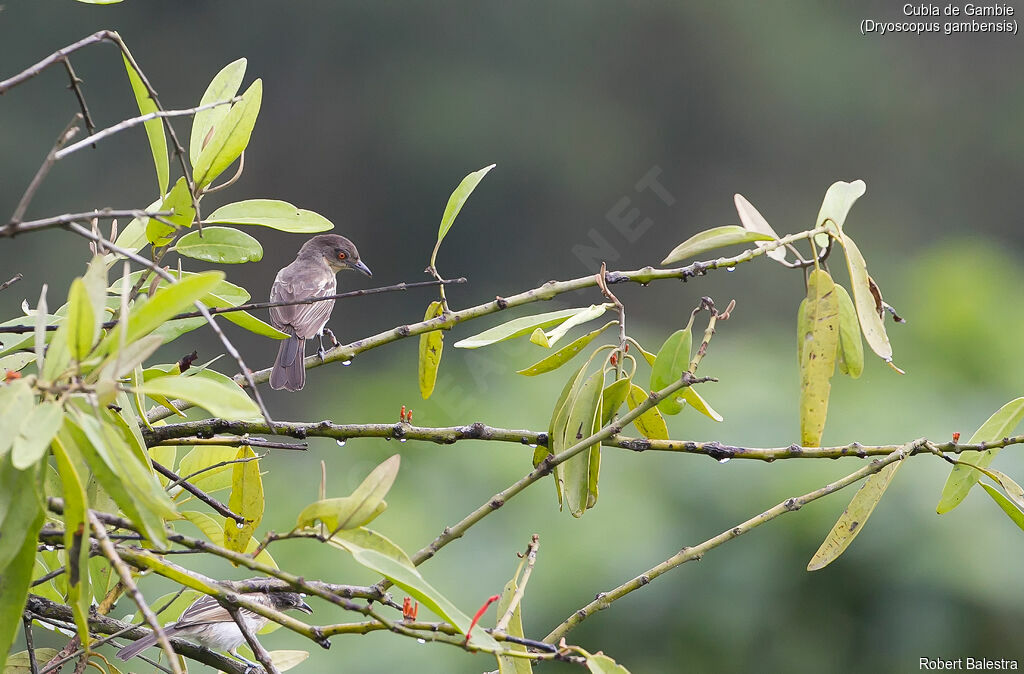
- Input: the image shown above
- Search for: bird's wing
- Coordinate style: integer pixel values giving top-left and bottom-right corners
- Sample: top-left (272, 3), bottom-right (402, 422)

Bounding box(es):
top-left (175, 593), bottom-right (267, 628)
top-left (269, 268), bottom-right (337, 339)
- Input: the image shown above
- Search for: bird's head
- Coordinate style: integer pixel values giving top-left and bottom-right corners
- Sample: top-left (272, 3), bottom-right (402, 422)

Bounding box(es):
top-left (270, 591), bottom-right (314, 615)
top-left (301, 234), bottom-right (372, 277)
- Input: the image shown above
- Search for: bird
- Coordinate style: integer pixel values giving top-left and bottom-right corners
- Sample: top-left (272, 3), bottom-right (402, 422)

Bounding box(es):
top-left (115, 590), bottom-right (313, 669)
top-left (268, 234), bottom-right (371, 391)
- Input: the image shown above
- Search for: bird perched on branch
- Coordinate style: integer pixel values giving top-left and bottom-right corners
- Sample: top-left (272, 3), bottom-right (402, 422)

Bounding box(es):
top-left (115, 590), bottom-right (313, 667)
top-left (268, 234), bottom-right (372, 391)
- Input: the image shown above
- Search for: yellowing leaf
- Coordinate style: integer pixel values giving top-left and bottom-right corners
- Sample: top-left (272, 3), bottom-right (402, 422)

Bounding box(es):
top-left (418, 301), bottom-right (444, 399)
top-left (834, 284), bottom-right (864, 379)
top-left (838, 232), bottom-right (893, 362)
top-left (517, 322), bottom-right (615, 376)
top-left (626, 384), bottom-right (669, 440)
top-left (734, 193), bottom-right (786, 262)
top-left (661, 225), bottom-right (773, 265)
top-left (455, 307), bottom-right (595, 349)
top-left (680, 386), bottom-right (723, 422)
top-left (799, 269), bottom-right (839, 447)
top-left (813, 179), bottom-right (866, 247)
top-left (223, 447), bottom-right (263, 553)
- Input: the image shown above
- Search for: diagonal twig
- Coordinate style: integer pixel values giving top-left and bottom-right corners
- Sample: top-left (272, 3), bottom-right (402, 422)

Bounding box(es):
top-left (225, 604), bottom-right (281, 674)
top-left (10, 115), bottom-right (82, 224)
top-left (150, 460), bottom-right (246, 524)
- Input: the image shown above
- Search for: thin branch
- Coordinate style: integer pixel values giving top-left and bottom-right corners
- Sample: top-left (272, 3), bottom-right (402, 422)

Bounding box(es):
top-left (543, 441), bottom-right (923, 643)
top-left (0, 30), bottom-right (118, 93)
top-left (163, 452), bottom-right (265, 491)
top-left (150, 460), bottom-right (246, 524)
top-left (22, 615), bottom-right (39, 674)
top-left (55, 98), bottom-right (240, 160)
top-left (87, 511), bottom-right (183, 674)
top-left (0, 274), bottom-right (23, 293)
top-left (157, 437), bottom-right (306, 451)
top-left (60, 57), bottom-right (96, 141)
top-left (495, 534), bottom-right (539, 632)
top-left (202, 150), bottom-right (244, 195)
top-left (11, 115), bottom-right (82, 224)
top-left (66, 221), bottom-right (276, 429)
top-left (1, 209), bottom-right (172, 238)
top-left (225, 605), bottom-right (280, 674)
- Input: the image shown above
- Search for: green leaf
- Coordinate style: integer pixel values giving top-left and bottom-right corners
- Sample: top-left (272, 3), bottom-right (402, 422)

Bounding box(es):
top-left (0, 454), bottom-right (44, 671)
top-left (534, 304), bottom-right (612, 350)
top-left (95, 334), bottom-right (163, 381)
top-left (11, 401), bottom-right (64, 470)
top-left (543, 363), bottom-right (590, 505)
top-left (806, 458), bottom-right (904, 571)
top-left (834, 284), bottom-right (864, 379)
top-left (680, 386), bottom-right (723, 422)
top-left (268, 651), bottom-right (310, 672)
top-left (837, 232), bottom-right (893, 362)
top-left (980, 482), bottom-right (1024, 532)
top-left (122, 51), bottom-right (168, 196)
top-left (96, 271), bottom-right (225, 357)
top-left (176, 445), bottom-right (239, 494)
top-left (601, 377), bottom-right (632, 425)
top-left (200, 292), bottom-right (288, 339)
top-left (799, 269), bottom-right (839, 447)
top-left (0, 353), bottom-right (34, 374)
top-left (661, 225), bottom-right (773, 265)
top-left (495, 576), bottom-right (530, 674)
top-left (66, 278), bottom-right (97, 361)
top-left (813, 179), bottom-right (866, 247)
top-left (297, 456), bottom-right (399, 533)
top-left (563, 369), bottom-right (604, 517)
top-left (626, 384), bottom-right (669, 441)
top-left (147, 177), bottom-right (195, 246)
top-left (517, 322), bottom-right (615, 376)
top-left (937, 398), bottom-right (1024, 514)
top-left (193, 79), bottom-right (262, 188)
top-left (649, 321), bottom-right (694, 415)
top-left (734, 193), bottom-right (786, 262)
top-left (139, 374), bottom-right (258, 419)
top-left (418, 301), bottom-right (444, 399)
top-left (0, 381), bottom-right (33, 458)
top-left (587, 653), bottom-right (631, 674)
top-left (175, 226), bottom-right (263, 264)
top-left (191, 58), bottom-right (247, 166)
top-left (431, 164), bottom-right (496, 266)
top-left (51, 435), bottom-right (91, 645)
top-left (205, 199), bottom-right (334, 232)
top-left (4, 650), bottom-right (60, 673)
top-left (224, 447), bottom-right (263, 552)
top-left (455, 307), bottom-right (597, 349)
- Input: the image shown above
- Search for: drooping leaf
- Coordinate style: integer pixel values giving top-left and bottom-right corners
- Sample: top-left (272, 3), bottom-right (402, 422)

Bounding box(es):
top-left (0, 454), bottom-right (44, 671)
top-left (51, 435), bottom-right (91, 645)
top-left (680, 386), bottom-right (723, 422)
top-left (0, 381), bottom-right (32, 458)
top-left (495, 576), bottom-right (530, 674)
top-left (419, 301), bottom-right (444, 399)
top-left (980, 482), bottom-right (1024, 532)
top-left (626, 384), bottom-right (669, 440)
top-left (193, 79), bottom-right (262, 188)
top-left (517, 322), bottom-right (616, 376)
top-left (734, 193), bottom-right (786, 262)
top-left (95, 334), bottom-right (163, 381)
top-left (139, 374), bottom-right (258, 419)
top-left (268, 651), bottom-right (310, 672)
top-left (66, 278), bottom-right (97, 361)
top-left (937, 398), bottom-right (1024, 514)
top-left (176, 445), bottom-right (240, 494)
top-left (454, 307), bottom-right (596, 349)
top-left (834, 284), bottom-right (863, 379)
top-left (34, 284), bottom-right (48, 375)
top-left (297, 455), bottom-right (399, 532)
top-left (650, 320), bottom-right (694, 415)
top-left (11, 401), bottom-right (64, 470)
top-left (147, 177), bottom-right (195, 246)
top-left (543, 363), bottom-right (590, 505)
top-left (205, 199), bottom-right (334, 232)
top-left (661, 225), bottom-right (773, 265)
top-left (431, 164), bottom-right (496, 266)
top-left (175, 226), bottom-right (263, 264)
top-left (807, 458), bottom-right (905, 571)
top-left (601, 377), bottom-right (632, 425)
top-left (532, 304), bottom-right (612, 349)
top-left (586, 653), bottom-right (632, 673)
top-left (199, 292), bottom-right (288, 339)
top-left (223, 447), bottom-right (263, 553)
top-left (190, 58), bottom-right (247, 166)
top-left (813, 179), bottom-right (867, 247)
top-left (122, 51), bottom-right (168, 196)
top-left (799, 269), bottom-right (839, 447)
top-left (837, 232), bottom-right (893, 362)
top-left (562, 370), bottom-right (604, 517)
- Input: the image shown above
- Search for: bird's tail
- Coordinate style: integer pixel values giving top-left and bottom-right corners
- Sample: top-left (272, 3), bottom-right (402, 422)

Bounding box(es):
top-left (116, 626), bottom-right (181, 661)
top-left (270, 335), bottom-right (306, 391)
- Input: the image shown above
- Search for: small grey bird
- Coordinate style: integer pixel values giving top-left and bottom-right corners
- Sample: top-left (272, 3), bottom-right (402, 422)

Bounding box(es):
top-left (115, 590), bottom-right (313, 667)
top-left (268, 234), bottom-right (371, 391)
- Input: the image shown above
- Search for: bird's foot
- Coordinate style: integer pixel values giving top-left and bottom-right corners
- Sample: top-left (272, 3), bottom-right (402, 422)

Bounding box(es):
top-left (324, 327), bottom-right (340, 348)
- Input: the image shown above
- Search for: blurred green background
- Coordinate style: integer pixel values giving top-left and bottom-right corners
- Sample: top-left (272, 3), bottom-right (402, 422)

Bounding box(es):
top-left (3, 2), bottom-right (1024, 672)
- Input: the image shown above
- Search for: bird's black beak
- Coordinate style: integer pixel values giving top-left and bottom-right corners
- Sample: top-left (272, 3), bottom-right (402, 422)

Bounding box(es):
top-left (296, 600), bottom-right (314, 614)
top-left (352, 259), bottom-right (372, 277)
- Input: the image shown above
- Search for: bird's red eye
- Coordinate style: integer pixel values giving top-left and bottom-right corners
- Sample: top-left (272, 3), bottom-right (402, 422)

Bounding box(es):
top-left (337, 251), bottom-right (347, 260)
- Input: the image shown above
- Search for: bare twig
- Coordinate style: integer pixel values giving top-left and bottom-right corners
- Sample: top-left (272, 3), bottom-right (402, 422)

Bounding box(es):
top-left (495, 534), bottom-right (539, 633)
top-left (22, 615), bottom-right (38, 674)
top-left (87, 511), bottom-right (183, 674)
top-left (0, 274), bottom-right (23, 293)
top-left (150, 460), bottom-right (246, 524)
top-left (10, 115), bottom-right (82, 224)
top-left (225, 605), bottom-right (280, 674)
top-left (157, 437), bottom-right (305, 451)
top-left (1, 209), bottom-right (172, 238)
top-left (60, 57), bottom-right (96, 141)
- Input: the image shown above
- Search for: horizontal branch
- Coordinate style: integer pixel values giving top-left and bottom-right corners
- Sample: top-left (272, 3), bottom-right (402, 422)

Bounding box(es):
top-left (542, 440), bottom-right (924, 643)
top-left (0, 209), bottom-right (171, 238)
top-left (141, 419), bottom-right (1024, 462)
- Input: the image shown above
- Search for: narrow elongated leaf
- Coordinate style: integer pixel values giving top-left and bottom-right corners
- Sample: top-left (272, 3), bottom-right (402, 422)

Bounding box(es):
top-left (431, 164), bottom-right (496, 265)
top-left (66, 278), bottom-right (97, 361)
top-left (734, 193), bottom-right (786, 262)
top-left (175, 226), bottom-right (263, 263)
top-left (680, 386), bottom-right (723, 422)
top-left (495, 576), bottom-right (530, 674)
top-left (0, 454), bottom-right (43, 570)
top-left (661, 226), bottom-right (773, 265)
top-left (0, 381), bottom-right (34, 458)
top-left (587, 653), bottom-right (631, 673)
top-left (650, 322), bottom-right (693, 415)
top-left (937, 398), bottom-right (1024, 513)
top-left (193, 79), bottom-right (262, 188)
top-left (96, 334), bottom-right (163, 381)
top-left (139, 374), bottom-right (258, 419)
top-left (535, 304), bottom-right (612, 349)
top-left (419, 301), bottom-right (444, 399)
top-left (0, 353), bottom-right (34, 374)
top-left (5, 650), bottom-right (60, 673)
top-left (799, 270), bottom-right (839, 447)
top-left (626, 384), bottom-right (669, 440)
top-left (51, 435), bottom-right (91, 645)
top-left (205, 199), bottom-right (333, 232)
top-left (517, 322), bottom-right (614, 376)
top-left (601, 377), bottom-right (632, 425)
top-left (147, 177), bottom-right (195, 246)
top-left (199, 292), bottom-right (287, 339)
top-left (834, 284), bottom-right (863, 378)
top-left (838, 233), bottom-right (892, 362)
top-left (122, 52), bottom-right (168, 196)
top-left (34, 284), bottom-right (47, 375)
top-left (12, 401), bottom-right (64, 470)
top-left (980, 482), bottom-right (1024, 532)
top-left (224, 447), bottom-right (263, 552)
top-left (0, 483), bottom-right (44, 671)
top-left (807, 458), bottom-right (904, 571)
top-left (455, 307), bottom-right (593, 349)
top-left (191, 58), bottom-right (247, 166)
top-left (813, 179), bottom-right (866, 247)
top-left (298, 456), bottom-right (398, 532)
top-left (543, 363), bottom-right (590, 505)
top-left (563, 370), bottom-right (604, 517)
